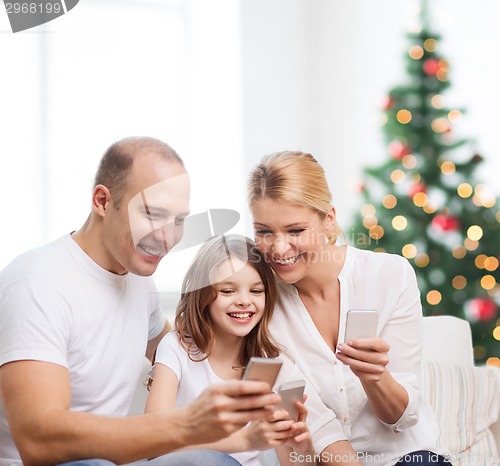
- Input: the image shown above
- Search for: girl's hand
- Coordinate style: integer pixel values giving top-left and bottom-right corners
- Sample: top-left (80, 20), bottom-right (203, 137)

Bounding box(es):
top-left (243, 408), bottom-right (294, 450)
top-left (285, 396), bottom-right (315, 456)
top-left (336, 337), bottom-right (390, 383)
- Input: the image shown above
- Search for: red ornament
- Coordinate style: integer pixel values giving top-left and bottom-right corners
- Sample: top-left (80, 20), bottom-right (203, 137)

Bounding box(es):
top-left (432, 214), bottom-right (460, 232)
top-left (389, 141), bottom-right (411, 160)
top-left (423, 58), bottom-right (440, 76)
top-left (467, 297), bottom-right (498, 322)
top-left (383, 96), bottom-right (395, 110)
top-left (409, 182), bottom-right (427, 197)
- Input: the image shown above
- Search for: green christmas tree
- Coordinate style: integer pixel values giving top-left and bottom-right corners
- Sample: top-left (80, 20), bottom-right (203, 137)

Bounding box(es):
top-left (349, 5), bottom-right (500, 364)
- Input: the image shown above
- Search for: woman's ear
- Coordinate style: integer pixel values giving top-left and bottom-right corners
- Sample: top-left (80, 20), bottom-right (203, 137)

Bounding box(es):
top-left (92, 185), bottom-right (111, 217)
top-left (324, 206), bottom-right (337, 233)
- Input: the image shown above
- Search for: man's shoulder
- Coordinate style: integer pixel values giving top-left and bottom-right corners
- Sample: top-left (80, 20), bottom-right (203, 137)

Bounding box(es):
top-left (0, 235), bottom-right (71, 290)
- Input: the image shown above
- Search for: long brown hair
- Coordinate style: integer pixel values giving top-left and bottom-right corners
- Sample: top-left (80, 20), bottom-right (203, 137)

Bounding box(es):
top-left (175, 234), bottom-right (280, 368)
top-left (248, 150), bottom-right (345, 244)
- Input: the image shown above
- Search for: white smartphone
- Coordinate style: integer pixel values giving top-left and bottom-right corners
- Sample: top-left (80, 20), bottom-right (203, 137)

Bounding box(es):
top-left (241, 357), bottom-right (283, 387)
top-left (277, 379), bottom-right (306, 421)
top-left (343, 309), bottom-right (378, 343)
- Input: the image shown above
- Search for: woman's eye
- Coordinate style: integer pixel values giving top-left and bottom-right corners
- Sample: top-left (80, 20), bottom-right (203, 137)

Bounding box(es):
top-left (255, 229), bottom-right (272, 235)
top-left (289, 229), bottom-right (305, 235)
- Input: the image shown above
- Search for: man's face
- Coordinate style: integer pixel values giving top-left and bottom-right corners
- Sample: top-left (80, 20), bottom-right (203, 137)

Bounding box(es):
top-left (102, 155), bottom-right (190, 276)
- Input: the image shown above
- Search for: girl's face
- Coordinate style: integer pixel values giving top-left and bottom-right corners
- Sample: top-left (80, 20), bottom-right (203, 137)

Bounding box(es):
top-left (251, 197), bottom-right (334, 284)
top-left (208, 257), bottom-right (266, 340)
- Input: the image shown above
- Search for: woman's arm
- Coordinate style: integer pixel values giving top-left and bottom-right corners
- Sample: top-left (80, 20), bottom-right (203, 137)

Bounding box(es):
top-left (336, 258), bottom-right (422, 426)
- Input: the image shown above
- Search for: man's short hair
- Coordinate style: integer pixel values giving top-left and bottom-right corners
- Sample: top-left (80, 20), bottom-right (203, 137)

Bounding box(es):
top-left (94, 136), bottom-right (183, 208)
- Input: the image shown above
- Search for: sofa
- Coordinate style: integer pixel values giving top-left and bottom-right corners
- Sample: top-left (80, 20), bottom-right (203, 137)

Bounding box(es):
top-left (130, 315), bottom-right (500, 465)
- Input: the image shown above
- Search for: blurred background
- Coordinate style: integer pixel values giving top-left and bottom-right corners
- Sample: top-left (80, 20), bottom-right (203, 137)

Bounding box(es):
top-left (1, 0), bottom-right (499, 357)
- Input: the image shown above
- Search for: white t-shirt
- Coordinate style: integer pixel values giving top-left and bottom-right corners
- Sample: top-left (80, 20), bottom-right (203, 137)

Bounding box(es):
top-left (154, 331), bottom-right (262, 466)
top-left (0, 234), bottom-right (165, 466)
top-left (269, 246), bottom-right (441, 466)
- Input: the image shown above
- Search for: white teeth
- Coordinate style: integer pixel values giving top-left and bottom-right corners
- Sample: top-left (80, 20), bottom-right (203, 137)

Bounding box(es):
top-left (140, 245), bottom-right (163, 256)
top-left (274, 255), bottom-right (299, 266)
top-left (228, 313), bottom-right (252, 319)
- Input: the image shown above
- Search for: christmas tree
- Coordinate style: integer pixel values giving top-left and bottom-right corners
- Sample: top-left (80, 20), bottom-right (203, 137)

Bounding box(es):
top-left (349, 4), bottom-right (500, 364)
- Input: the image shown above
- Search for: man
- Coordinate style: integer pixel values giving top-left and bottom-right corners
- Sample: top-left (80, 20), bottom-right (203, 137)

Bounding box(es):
top-left (0, 137), bottom-right (279, 466)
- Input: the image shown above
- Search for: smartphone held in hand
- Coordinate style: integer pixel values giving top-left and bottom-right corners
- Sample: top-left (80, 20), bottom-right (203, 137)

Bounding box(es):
top-left (343, 309), bottom-right (378, 343)
top-left (241, 357), bottom-right (283, 387)
top-left (277, 379), bottom-right (306, 421)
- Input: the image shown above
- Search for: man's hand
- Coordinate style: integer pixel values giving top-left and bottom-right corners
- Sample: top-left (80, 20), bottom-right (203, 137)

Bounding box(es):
top-left (178, 380), bottom-right (281, 444)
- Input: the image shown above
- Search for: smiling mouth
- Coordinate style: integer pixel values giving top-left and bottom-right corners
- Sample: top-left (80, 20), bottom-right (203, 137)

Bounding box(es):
top-left (138, 244), bottom-right (165, 257)
top-left (227, 312), bottom-right (254, 320)
top-left (273, 254), bottom-right (301, 266)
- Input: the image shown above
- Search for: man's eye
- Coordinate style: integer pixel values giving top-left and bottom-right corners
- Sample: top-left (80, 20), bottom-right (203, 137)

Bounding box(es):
top-left (175, 217), bottom-right (186, 225)
top-left (145, 212), bottom-right (161, 220)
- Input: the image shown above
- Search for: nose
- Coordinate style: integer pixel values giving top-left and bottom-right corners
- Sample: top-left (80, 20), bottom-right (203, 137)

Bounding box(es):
top-left (272, 233), bottom-right (291, 256)
top-left (236, 291), bottom-right (252, 307)
top-left (152, 222), bottom-right (176, 252)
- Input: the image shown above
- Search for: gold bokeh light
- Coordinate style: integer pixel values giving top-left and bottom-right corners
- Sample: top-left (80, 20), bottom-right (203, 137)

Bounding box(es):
top-left (415, 253), bottom-right (430, 267)
top-left (413, 192), bottom-right (428, 207)
top-left (392, 215), bottom-right (408, 231)
top-left (426, 290), bottom-right (442, 305)
top-left (423, 38), bottom-right (438, 52)
top-left (409, 45), bottom-right (424, 59)
top-left (431, 94), bottom-right (444, 108)
top-left (481, 275), bottom-right (496, 290)
top-left (457, 183), bottom-right (473, 198)
top-left (402, 244), bottom-right (417, 259)
top-left (467, 225), bottom-right (483, 241)
top-left (440, 161), bottom-right (456, 175)
top-left (397, 109), bottom-right (412, 124)
top-left (382, 194), bottom-right (397, 209)
top-left (452, 276), bottom-right (467, 290)
top-left (391, 169), bottom-right (406, 184)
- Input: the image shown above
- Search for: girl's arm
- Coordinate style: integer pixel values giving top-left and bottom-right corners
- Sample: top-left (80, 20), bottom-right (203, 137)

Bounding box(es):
top-left (145, 363), bottom-right (178, 412)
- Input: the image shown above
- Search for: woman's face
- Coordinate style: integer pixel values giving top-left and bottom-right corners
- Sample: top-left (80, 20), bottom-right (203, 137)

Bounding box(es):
top-left (251, 197), bottom-right (334, 284)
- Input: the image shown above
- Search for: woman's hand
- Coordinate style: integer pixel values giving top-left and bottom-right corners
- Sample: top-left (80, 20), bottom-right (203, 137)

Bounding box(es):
top-left (335, 337), bottom-right (390, 383)
top-left (243, 408), bottom-right (294, 450)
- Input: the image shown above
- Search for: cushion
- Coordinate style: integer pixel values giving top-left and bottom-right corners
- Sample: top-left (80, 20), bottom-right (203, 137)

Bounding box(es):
top-left (421, 360), bottom-right (500, 466)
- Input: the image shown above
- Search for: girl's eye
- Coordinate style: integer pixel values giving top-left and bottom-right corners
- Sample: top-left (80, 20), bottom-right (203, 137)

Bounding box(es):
top-left (219, 289), bottom-right (234, 295)
top-left (251, 289), bottom-right (264, 295)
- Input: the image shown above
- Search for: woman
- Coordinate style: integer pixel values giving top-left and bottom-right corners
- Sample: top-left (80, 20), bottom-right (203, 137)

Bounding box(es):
top-left (247, 151), bottom-right (449, 466)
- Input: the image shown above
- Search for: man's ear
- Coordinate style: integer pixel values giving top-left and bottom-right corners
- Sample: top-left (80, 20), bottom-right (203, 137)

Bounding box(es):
top-left (92, 185), bottom-right (111, 217)
top-left (324, 206), bottom-right (337, 233)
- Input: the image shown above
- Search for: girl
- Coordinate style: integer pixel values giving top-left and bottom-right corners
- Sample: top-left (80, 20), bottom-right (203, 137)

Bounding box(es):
top-left (247, 151), bottom-right (450, 466)
top-left (146, 234), bottom-right (317, 466)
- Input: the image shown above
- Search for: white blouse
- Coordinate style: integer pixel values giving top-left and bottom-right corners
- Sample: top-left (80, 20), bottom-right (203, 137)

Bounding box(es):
top-left (269, 246), bottom-right (441, 466)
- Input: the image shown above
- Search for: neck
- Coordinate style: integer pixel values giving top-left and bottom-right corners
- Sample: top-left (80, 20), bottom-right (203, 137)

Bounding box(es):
top-left (294, 244), bottom-right (346, 299)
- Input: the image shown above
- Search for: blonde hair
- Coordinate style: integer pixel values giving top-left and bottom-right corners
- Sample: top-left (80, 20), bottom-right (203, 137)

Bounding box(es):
top-left (248, 151), bottom-right (344, 244)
